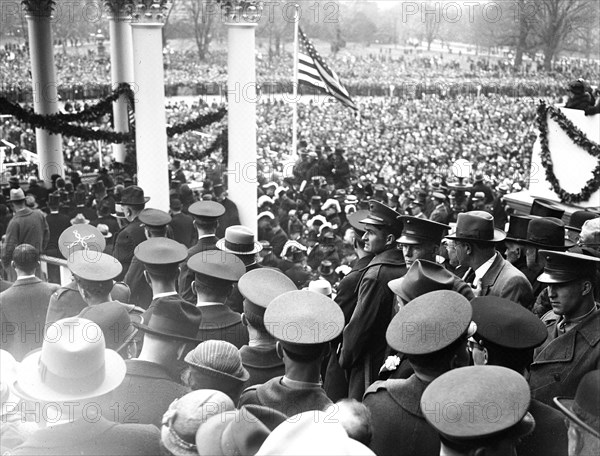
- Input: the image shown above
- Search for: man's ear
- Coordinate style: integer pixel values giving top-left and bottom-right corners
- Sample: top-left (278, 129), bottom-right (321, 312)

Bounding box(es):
top-left (385, 234), bottom-right (395, 247)
top-left (581, 280), bottom-right (593, 297)
top-left (241, 313), bottom-right (248, 327)
top-left (191, 280), bottom-right (197, 296)
top-left (473, 448), bottom-right (487, 456)
top-left (275, 341), bottom-right (284, 360)
top-left (143, 270), bottom-right (152, 287)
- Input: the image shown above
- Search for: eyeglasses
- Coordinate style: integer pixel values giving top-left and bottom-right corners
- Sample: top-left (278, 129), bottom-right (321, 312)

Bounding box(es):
top-left (576, 238), bottom-right (600, 248)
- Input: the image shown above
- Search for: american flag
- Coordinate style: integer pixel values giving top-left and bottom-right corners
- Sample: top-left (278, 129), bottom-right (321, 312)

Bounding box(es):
top-left (297, 27), bottom-right (357, 111)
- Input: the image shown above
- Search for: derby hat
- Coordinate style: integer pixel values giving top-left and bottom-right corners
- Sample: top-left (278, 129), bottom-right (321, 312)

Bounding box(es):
top-left (397, 216), bottom-right (450, 245)
top-left (523, 217), bottom-right (574, 250)
top-left (505, 215), bottom-right (532, 243)
top-left (554, 370), bottom-right (600, 439)
top-left (58, 224), bottom-right (106, 260)
top-left (530, 198), bottom-right (564, 219)
top-left (13, 317), bottom-right (126, 402)
top-left (386, 290), bottom-right (472, 355)
top-left (470, 296), bottom-right (547, 349)
top-left (445, 211), bottom-right (506, 243)
top-left (184, 340), bottom-right (249, 384)
top-left (161, 390), bottom-right (236, 456)
top-left (566, 210), bottom-right (600, 233)
top-left (537, 250), bottom-right (600, 284)
top-left (421, 366), bottom-right (534, 443)
top-left (318, 260), bottom-right (335, 277)
top-left (134, 297), bottom-right (202, 343)
top-left (216, 225), bottom-right (263, 255)
top-left (388, 260), bottom-right (454, 303)
top-left (8, 188), bottom-right (25, 202)
top-left (120, 185), bottom-right (150, 205)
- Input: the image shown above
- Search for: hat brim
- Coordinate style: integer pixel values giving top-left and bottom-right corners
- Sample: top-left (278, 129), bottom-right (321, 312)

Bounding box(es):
top-left (445, 228), bottom-right (506, 243)
top-left (397, 234), bottom-right (434, 245)
top-left (359, 216), bottom-right (387, 226)
top-left (504, 236), bottom-right (527, 243)
top-left (161, 425), bottom-right (198, 456)
top-left (387, 277), bottom-right (409, 303)
top-left (133, 321), bottom-right (202, 344)
top-left (13, 348), bottom-right (126, 403)
top-left (536, 272), bottom-right (578, 284)
top-left (216, 238), bottom-right (263, 255)
top-left (564, 226), bottom-right (582, 233)
top-left (554, 397), bottom-right (600, 439)
top-left (185, 360), bottom-right (250, 384)
top-left (521, 239), bottom-right (575, 250)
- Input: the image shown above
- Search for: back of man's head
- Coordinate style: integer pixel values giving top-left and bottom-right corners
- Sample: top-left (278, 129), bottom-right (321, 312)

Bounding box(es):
top-left (12, 244), bottom-right (39, 274)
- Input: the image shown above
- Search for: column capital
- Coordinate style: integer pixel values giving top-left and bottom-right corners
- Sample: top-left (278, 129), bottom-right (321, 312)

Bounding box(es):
top-left (129, 0), bottom-right (172, 25)
top-left (220, 0), bottom-right (263, 24)
top-left (22, 0), bottom-right (54, 18)
top-left (104, 0), bottom-right (134, 20)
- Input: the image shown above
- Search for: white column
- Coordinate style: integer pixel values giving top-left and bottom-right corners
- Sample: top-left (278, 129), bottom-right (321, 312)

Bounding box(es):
top-left (223, 2), bottom-right (261, 232)
top-left (130, 1), bottom-right (171, 211)
top-left (107, 5), bottom-right (134, 164)
top-left (25, 7), bottom-right (63, 184)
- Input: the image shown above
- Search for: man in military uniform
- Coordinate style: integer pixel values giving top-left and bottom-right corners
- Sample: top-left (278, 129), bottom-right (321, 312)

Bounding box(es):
top-left (238, 268), bottom-right (297, 386)
top-left (113, 186), bottom-right (149, 279)
top-left (178, 200), bottom-right (225, 302)
top-left (363, 290), bottom-right (473, 456)
top-left (421, 366), bottom-right (535, 456)
top-left (238, 290), bottom-right (344, 417)
top-left (110, 297), bottom-right (201, 427)
top-left (45, 225), bottom-right (107, 324)
top-left (529, 250), bottom-right (600, 406)
top-left (339, 200), bottom-right (406, 400)
top-left (123, 208), bottom-right (172, 309)
top-left (324, 209), bottom-right (374, 401)
top-left (132, 237), bottom-right (189, 323)
top-left (469, 296), bottom-right (567, 456)
top-left (187, 249), bottom-right (248, 348)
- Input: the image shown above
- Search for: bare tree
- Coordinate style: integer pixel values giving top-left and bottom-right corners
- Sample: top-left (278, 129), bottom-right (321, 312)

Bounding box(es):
top-left (186, 0), bottom-right (217, 61)
top-left (530, 0), bottom-right (596, 71)
top-left (423, 0), bottom-right (440, 51)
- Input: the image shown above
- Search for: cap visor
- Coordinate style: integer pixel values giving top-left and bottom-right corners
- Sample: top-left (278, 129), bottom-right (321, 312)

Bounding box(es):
top-left (360, 216), bottom-right (386, 226)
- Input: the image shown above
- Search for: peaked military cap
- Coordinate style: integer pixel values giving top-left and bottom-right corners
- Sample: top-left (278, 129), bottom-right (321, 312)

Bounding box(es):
top-left (188, 201), bottom-right (225, 219)
top-left (238, 268), bottom-right (297, 318)
top-left (471, 296), bottom-right (547, 349)
top-left (188, 249), bottom-right (246, 283)
top-left (421, 366), bottom-right (534, 443)
top-left (264, 290), bottom-right (344, 345)
top-left (360, 200), bottom-right (401, 227)
top-left (138, 208), bottom-right (172, 227)
top-left (537, 250), bottom-right (600, 284)
top-left (68, 250), bottom-right (122, 282)
top-left (134, 238), bottom-right (187, 275)
top-left (58, 225), bottom-right (106, 260)
top-left (386, 290), bottom-right (472, 355)
top-left (397, 216), bottom-right (450, 245)
top-left (347, 209), bottom-right (368, 235)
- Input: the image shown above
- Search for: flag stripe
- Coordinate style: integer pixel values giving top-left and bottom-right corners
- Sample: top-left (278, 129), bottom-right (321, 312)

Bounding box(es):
top-left (296, 27), bottom-right (357, 111)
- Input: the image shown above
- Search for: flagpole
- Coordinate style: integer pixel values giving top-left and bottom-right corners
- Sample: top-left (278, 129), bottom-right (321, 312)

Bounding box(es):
top-left (291, 4), bottom-right (299, 161)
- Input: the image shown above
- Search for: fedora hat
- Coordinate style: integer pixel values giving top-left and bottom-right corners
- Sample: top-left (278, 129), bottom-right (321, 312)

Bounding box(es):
top-left (9, 188), bottom-right (25, 202)
top-left (445, 211), bottom-right (506, 243)
top-left (530, 198), bottom-right (564, 219)
top-left (135, 297), bottom-right (202, 343)
top-left (554, 370), bottom-right (600, 439)
top-left (120, 185), bottom-right (150, 205)
top-left (523, 217), bottom-right (574, 250)
top-left (216, 225), bottom-right (263, 255)
top-left (505, 215), bottom-right (532, 243)
top-left (388, 260), bottom-right (454, 303)
top-left (13, 318), bottom-right (126, 402)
